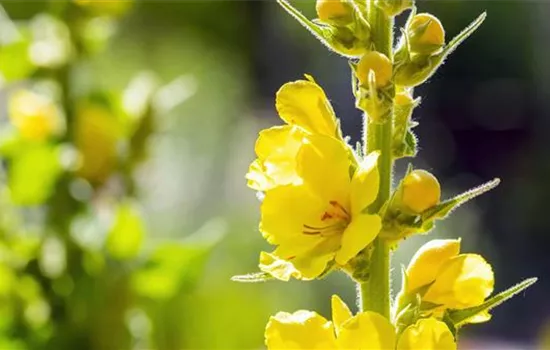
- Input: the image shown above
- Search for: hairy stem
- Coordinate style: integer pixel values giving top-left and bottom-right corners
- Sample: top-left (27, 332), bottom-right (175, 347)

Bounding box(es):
top-left (360, 3), bottom-right (393, 319)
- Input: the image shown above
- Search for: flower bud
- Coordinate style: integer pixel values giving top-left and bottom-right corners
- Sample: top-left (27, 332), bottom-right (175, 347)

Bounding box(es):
top-left (356, 51), bottom-right (392, 88)
top-left (316, 0), bottom-right (353, 24)
top-left (375, 0), bottom-right (413, 17)
top-left (407, 13), bottom-right (445, 55)
top-left (401, 169), bottom-right (440, 213)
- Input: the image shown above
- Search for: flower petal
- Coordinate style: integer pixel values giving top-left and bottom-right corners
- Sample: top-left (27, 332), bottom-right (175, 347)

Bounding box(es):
top-left (297, 134), bottom-right (351, 206)
top-left (337, 311), bottom-right (395, 349)
top-left (331, 295), bottom-right (352, 336)
top-left (265, 310), bottom-right (337, 349)
top-left (276, 79), bottom-right (339, 137)
top-left (259, 248), bottom-right (335, 281)
top-left (246, 126), bottom-right (306, 191)
top-left (350, 152), bottom-right (380, 215)
top-left (335, 213), bottom-right (381, 265)
top-left (424, 253), bottom-right (494, 309)
top-left (260, 184), bottom-right (326, 248)
top-left (406, 239), bottom-right (461, 293)
top-left (397, 318), bottom-right (456, 350)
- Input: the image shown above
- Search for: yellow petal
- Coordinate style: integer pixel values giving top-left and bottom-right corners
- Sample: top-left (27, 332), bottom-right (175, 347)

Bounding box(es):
top-left (246, 126), bottom-right (306, 191)
top-left (259, 246), bottom-right (335, 281)
top-left (246, 159), bottom-right (274, 191)
top-left (265, 310), bottom-right (337, 349)
top-left (337, 311), bottom-right (395, 349)
top-left (397, 318), bottom-right (456, 350)
top-left (424, 253), bottom-right (494, 309)
top-left (331, 295), bottom-right (352, 336)
top-left (276, 79), bottom-right (339, 137)
top-left (406, 239), bottom-right (461, 293)
top-left (297, 134), bottom-right (351, 205)
top-left (260, 184), bottom-right (326, 248)
top-left (350, 152), bottom-right (380, 214)
top-left (463, 311), bottom-right (492, 324)
top-left (335, 213), bottom-right (381, 265)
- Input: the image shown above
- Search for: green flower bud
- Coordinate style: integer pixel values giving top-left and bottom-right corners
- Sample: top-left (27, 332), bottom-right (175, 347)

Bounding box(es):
top-left (375, 0), bottom-right (413, 17)
top-left (408, 13), bottom-right (445, 55)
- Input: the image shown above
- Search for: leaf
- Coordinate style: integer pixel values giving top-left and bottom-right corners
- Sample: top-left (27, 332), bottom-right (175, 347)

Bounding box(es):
top-left (447, 277), bottom-right (537, 327)
top-left (231, 272), bottom-right (274, 283)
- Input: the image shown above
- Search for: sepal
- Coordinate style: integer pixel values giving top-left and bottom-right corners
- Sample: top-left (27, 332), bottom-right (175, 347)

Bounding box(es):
top-left (446, 277), bottom-right (537, 327)
top-left (381, 176), bottom-right (499, 242)
top-left (231, 271), bottom-right (274, 283)
top-left (394, 12), bottom-right (486, 87)
top-left (277, 0), bottom-right (371, 58)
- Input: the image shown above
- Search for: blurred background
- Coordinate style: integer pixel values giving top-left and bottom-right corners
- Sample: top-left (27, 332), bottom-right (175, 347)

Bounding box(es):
top-left (0, 0), bottom-right (548, 349)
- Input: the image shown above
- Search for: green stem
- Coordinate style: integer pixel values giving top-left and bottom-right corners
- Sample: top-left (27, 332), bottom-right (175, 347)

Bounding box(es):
top-left (360, 4), bottom-right (394, 319)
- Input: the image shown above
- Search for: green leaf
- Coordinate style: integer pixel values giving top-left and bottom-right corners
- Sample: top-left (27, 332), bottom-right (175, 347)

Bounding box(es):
top-left (231, 272), bottom-right (273, 283)
top-left (447, 277), bottom-right (537, 327)
top-left (442, 12), bottom-right (487, 61)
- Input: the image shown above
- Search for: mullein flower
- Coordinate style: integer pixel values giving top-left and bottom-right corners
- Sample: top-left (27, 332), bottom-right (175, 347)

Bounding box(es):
top-left (8, 90), bottom-right (63, 142)
top-left (397, 239), bottom-right (494, 322)
top-left (246, 78), bottom-right (382, 280)
top-left (265, 295), bottom-right (456, 349)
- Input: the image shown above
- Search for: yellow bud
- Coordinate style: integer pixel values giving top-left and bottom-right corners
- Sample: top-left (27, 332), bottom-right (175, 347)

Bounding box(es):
top-left (8, 90), bottom-right (62, 142)
top-left (401, 169), bottom-right (440, 213)
top-left (316, 0), bottom-right (352, 24)
top-left (408, 14), bottom-right (445, 54)
top-left (356, 51), bottom-right (392, 88)
top-left (394, 92), bottom-right (414, 107)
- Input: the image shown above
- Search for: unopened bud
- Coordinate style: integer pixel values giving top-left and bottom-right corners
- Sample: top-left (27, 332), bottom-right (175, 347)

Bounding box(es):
top-left (402, 169), bottom-right (440, 213)
top-left (356, 51), bottom-right (393, 88)
top-left (375, 0), bottom-right (413, 17)
top-left (408, 13), bottom-right (445, 55)
top-left (316, 0), bottom-right (353, 24)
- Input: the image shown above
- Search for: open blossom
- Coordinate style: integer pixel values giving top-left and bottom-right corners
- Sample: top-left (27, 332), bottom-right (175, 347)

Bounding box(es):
top-left (265, 295), bottom-right (456, 349)
top-left (246, 78), bottom-right (382, 280)
top-left (402, 239), bottom-right (494, 321)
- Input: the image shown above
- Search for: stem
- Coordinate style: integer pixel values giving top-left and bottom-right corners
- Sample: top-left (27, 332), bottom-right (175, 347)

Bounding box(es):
top-left (360, 4), bottom-right (394, 319)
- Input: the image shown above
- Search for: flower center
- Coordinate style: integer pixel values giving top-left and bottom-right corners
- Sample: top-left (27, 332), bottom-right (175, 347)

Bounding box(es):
top-left (302, 200), bottom-right (350, 237)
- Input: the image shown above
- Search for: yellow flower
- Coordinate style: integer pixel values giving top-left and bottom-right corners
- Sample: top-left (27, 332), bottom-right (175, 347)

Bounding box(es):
top-left (258, 136), bottom-right (381, 280)
top-left (246, 77), bottom-right (341, 192)
top-left (405, 239), bottom-right (494, 312)
top-left (8, 90), bottom-right (62, 142)
top-left (265, 295), bottom-right (456, 349)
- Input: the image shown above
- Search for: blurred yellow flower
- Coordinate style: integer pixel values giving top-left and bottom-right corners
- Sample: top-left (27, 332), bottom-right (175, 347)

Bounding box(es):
top-left (74, 103), bottom-right (121, 184)
top-left (258, 135), bottom-right (381, 280)
top-left (8, 90), bottom-right (62, 142)
top-left (265, 295), bottom-right (456, 349)
top-left (405, 239), bottom-right (494, 312)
